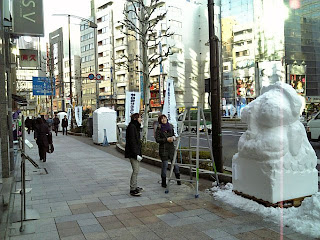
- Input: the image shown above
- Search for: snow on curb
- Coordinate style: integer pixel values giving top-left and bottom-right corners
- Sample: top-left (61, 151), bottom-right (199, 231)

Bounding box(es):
top-left (211, 183), bottom-right (320, 238)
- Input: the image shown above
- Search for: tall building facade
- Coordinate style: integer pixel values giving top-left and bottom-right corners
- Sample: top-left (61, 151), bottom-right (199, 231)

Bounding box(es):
top-left (284, 0), bottom-right (320, 106)
top-left (221, 0), bottom-right (254, 107)
top-left (49, 28), bottom-right (80, 112)
top-left (80, 17), bottom-right (96, 111)
top-left (221, 0), bottom-right (320, 110)
top-left (84, 0), bottom-right (218, 119)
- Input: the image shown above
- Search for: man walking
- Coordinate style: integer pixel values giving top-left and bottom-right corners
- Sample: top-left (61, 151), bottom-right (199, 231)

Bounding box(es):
top-left (53, 114), bottom-right (60, 136)
top-left (62, 115), bottom-right (68, 135)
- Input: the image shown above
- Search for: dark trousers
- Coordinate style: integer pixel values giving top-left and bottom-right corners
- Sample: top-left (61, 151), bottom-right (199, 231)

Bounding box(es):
top-left (161, 159), bottom-right (179, 178)
top-left (38, 144), bottom-right (47, 161)
top-left (54, 125), bottom-right (58, 136)
top-left (62, 127), bottom-right (67, 135)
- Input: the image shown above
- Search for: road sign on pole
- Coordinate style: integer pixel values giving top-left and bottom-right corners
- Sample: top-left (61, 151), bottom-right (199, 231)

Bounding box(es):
top-left (95, 73), bottom-right (102, 80)
top-left (32, 77), bottom-right (55, 96)
top-left (88, 73), bottom-right (95, 80)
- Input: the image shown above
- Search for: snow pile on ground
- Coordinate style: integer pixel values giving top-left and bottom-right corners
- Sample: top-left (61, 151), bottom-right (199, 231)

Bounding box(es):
top-left (211, 183), bottom-right (320, 238)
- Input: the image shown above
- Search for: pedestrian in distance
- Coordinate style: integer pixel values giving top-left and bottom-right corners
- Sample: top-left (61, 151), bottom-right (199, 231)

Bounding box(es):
top-left (34, 118), bottom-right (50, 162)
top-left (46, 115), bottom-right (53, 131)
top-left (155, 114), bottom-right (181, 188)
top-left (25, 117), bottom-right (32, 134)
top-left (53, 114), bottom-right (60, 136)
top-left (62, 115), bottom-right (68, 135)
top-left (31, 117), bottom-right (36, 132)
top-left (125, 113), bottom-right (143, 196)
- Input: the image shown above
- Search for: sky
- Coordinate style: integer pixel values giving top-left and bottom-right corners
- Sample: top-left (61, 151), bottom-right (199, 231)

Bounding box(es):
top-left (41, 0), bottom-right (91, 55)
top-left (43, 0), bottom-right (91, 38)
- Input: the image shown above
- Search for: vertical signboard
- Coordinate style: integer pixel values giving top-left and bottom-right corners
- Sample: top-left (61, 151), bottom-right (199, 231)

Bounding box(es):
top-left (12, 0), bottom-right (44, 37)
top-left (125, 92), bottom-right (141, 125)
top-left (162, 79), bottom-right (177, 135)
top-left (75, 106), bottom-right (83, 127)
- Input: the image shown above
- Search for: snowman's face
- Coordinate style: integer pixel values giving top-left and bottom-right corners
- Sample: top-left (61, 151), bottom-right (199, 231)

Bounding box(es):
top-left (257, 90), bottom-right (293, 128)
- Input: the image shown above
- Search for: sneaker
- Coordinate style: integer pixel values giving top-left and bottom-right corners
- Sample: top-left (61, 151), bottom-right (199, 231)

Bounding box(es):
top-left (130, 189), bottom-right (141, 196)
top-left (136, 187), bottom-right (144, 192)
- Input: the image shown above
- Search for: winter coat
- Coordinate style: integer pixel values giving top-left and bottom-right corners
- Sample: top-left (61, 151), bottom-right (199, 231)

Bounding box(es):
top-left (125, 120), bottom-right (142, 159)
top-left (34, 123), bottom-right (50, 148)
top-left (53, 117), bottom-right (60, 126)
top-left (25, 118), bottom-right (32, 128)
top-left (155, 124), bottom-right (175, 161)
top-left (62, 118), bottom-right (68, 127)
top-left (32, 119), bottom-right (36, 130)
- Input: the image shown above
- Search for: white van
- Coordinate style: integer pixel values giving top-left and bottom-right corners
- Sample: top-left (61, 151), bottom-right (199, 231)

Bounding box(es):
top-left (307, 111), bottom-right (320, 141)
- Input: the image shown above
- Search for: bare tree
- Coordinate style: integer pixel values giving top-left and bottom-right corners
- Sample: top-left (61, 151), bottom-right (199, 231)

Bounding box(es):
top-left (117, 0), bottom-right (174, 142)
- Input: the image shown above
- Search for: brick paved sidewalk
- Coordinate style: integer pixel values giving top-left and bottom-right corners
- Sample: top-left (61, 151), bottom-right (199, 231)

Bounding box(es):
top-left (7, 134), bottom-right (316, 240)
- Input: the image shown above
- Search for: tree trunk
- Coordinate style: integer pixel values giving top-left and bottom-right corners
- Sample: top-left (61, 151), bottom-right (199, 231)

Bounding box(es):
top-left (141, 11), bottom-right (150, 143)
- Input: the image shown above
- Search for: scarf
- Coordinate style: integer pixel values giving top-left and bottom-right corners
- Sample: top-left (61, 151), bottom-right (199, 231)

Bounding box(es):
top-left (161, 122), bottom-right (172, 132)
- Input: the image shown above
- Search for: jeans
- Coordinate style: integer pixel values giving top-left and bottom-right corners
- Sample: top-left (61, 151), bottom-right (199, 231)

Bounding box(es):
top-left (62, 127), bottom-right (67, 135)
top-left (54, 125), bottom-right (58, 136)
top-left (161, 159), bottom-right (179, 178)
top-left (130, 158), bottom-right (140, 191)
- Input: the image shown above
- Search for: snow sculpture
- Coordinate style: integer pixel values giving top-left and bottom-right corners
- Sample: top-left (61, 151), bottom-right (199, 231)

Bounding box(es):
top-left (232, 82), bottom-right (318, 203)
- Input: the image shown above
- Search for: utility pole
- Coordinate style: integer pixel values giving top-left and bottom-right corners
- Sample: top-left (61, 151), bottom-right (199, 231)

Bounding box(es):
top-left (208, 0), bottom-right (223, 173)
top-left (91, 0), bottom-right (99, 110)
top-left (0, 0), bottom-right (10, 178)
top-left (49, 43), bottom-right (54, 118)
top-left (68, 15), bottom-right (74, 129)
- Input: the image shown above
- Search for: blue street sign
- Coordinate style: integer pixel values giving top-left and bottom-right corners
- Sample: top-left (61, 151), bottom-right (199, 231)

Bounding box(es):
top-left (32, 77), bottom-right (55, 96)
top-left (88, 73), bottom-right (95, 80)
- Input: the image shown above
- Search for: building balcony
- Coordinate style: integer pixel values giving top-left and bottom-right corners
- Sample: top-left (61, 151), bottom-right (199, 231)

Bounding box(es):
top-left (117, 81), bottom-right (127, 87)
top-left (117, 94), bottom-right (126, 100)
top-left (114, 33), bottom-right (125, 40)
top-left (115, 58), bottom-right (126, 64)
top-left (114, 44), bottom-right (127, 51)
top-left (115, 69), bottom-right (127, 76)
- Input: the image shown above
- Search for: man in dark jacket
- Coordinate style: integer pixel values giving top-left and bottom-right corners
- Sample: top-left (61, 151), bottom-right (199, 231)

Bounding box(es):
top-left (61, 115), bottom-right (68, 135)
top-left (53, 114), bottom-right (60, 136)
top-left (34, 118), bottom-right (50, 162)
top-left (125, 113), bottom-right (143, 196)
top-left (25, 117), bottom-right (32, 134)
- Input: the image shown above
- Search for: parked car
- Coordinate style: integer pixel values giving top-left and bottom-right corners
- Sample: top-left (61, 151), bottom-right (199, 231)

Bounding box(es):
top-left (177, 109), bottom-right (212, 134)
top-left (306, 111), bottom-right (320, 141)
top-left (148, 111), bottom-right (161, 128)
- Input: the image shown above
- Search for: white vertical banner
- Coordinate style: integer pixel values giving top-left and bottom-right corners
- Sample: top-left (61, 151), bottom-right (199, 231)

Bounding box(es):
top-left (162, 79), bottom-right (177, 135)
top-left (125, 92), bottom-right (141, 125)
top-left (75, 106), bottom-right (83, 127)
top-left (67, 108), bottom-right (72, 127)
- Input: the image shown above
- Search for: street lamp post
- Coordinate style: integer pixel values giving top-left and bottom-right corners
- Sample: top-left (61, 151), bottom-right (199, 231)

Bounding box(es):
top-left (68, 15), bottom-right (73, 129)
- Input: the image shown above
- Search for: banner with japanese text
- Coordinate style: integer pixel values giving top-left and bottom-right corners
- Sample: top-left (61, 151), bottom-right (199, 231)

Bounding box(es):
top-left (125, 92), bottom-right (141, 125)
top-left (162, 79), bottom-right (177, 135)
top-left (67, 108), bottom-right (72, 127)
top-left (75, 106), bottom-right (83, 127)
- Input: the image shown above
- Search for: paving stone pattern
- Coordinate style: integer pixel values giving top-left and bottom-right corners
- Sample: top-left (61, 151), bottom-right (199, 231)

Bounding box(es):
top-left (8, 134), bottom-right (317, 240)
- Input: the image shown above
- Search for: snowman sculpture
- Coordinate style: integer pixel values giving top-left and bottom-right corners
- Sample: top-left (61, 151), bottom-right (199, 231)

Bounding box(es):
top-left (232, 82), bottom-right (318, 203)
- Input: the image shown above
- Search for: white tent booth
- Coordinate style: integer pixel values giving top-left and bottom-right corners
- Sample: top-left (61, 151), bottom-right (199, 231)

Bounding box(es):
top-left (57, 112), bottom-right (70, 131)
top-left (93, 107), bottom-right (117, 144)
